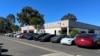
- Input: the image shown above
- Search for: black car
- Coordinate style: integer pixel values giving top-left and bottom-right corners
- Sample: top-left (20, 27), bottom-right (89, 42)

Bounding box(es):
top-left (24, 33), bottom-right (34, 39)
top-left (26, 33), bottom-right (38, 40)
top-left (39, 34), bottom-right (56, 42)
top-left (34, 33), bottom-right (49, 41)
top-left (50, 34), bottom-right (67, 43)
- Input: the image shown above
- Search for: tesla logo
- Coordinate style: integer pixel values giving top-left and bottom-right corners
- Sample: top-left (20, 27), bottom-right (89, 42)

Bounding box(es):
top-left (81, 39), bottom-right (84, 41)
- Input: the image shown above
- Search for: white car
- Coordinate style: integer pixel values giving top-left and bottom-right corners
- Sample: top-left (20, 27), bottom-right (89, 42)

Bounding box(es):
top-left (60, 35), bottom-right (78, 45)
top-left (14, 33), bottom-right (21, 37)
top-left (4, 33), bottom-right (11, 36)
top-left (16, 34), bottom-right (20, 38)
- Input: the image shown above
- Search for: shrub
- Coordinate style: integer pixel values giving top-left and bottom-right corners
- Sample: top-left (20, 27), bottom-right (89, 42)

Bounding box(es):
top-left (69, 28), bottom-right (80, 36)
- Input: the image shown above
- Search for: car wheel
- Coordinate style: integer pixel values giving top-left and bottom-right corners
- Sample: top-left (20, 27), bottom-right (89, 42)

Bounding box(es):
top-left (72, 41), bottom-right (75, 45)
top-left (92, 42), bottom-right (98, 49)
top-left (77, 45), bottom-right (83, 47)
top-left (40, 40), bottom-right (43, 42)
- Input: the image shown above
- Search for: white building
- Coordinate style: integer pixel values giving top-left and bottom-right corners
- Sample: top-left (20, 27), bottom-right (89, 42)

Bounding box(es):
top-left (21, 20), bottom-right (100, 35)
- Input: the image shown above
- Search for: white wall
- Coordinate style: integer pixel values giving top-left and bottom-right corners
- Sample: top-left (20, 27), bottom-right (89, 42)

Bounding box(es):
top-left (95, 30), bottom-right (100, 35)
top-left (78, 28), bottom-right (100, 34)
top-left (45, 28), bottom-right (61, 35)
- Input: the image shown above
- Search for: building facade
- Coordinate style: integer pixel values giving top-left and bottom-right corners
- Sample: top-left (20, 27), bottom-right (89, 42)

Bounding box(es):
top-left (21, 20), bottom-right (100, 35)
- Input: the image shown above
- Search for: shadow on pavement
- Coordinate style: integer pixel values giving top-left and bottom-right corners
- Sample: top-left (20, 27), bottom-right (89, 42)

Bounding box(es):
top-left (1, 49), bottom-right (8, 53)
top-left (0, 49), bottom-right (13, 56)
top-left (78, 45), bottom-right (100, 50)
top-left (93, 45), bottom-right (100, 49)
top-left (1, 54), bottom-right (13, 56)
top-left (0, 43), bottom-right (4, 45)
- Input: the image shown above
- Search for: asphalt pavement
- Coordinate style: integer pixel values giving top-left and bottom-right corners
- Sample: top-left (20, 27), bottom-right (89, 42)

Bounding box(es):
top-left (0, 36), bottom-right (100, 56)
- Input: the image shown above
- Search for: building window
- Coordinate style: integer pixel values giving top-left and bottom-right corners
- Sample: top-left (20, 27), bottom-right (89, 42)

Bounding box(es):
top-left (81, 31), bottom-right (86, 33)
top-left (23, 30), bottom-right (27, 33)
top-left (29, 30), bottom-right (34, 33)
top-left (88, 29), bottom-right (94, 33)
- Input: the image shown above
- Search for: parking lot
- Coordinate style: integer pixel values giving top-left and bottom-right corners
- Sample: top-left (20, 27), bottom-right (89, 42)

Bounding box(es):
top-left (0, 35), bottom-right (100, 56)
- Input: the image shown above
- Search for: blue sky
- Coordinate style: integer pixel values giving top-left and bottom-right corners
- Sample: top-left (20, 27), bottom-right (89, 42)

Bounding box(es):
top-left (0, 0), bottom-right (100, 26)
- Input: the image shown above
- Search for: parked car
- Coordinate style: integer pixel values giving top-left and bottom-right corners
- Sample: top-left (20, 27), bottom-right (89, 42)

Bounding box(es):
top-left (26, 33), bottom-right (38, 40)
top-left (8, 33), bottom-right (16, 37)
top-left (4, 33), bottom-right (11, 36)
top-left (24, 33), bottom-right (34, 39)
top-left (34, 33), bottom-right (49, 41)
top-left (13, 33), bottom-right (21, 37)
top-left (60, 34), bottom-right (78, 45)
top-left (75, 33), bottom-right (100, 48)
top-left (50, 34), bottom-right (67, 43)
top-left (40, 34), bottom-right (56, 42)
top-left (19, 33), bottom-right (26, 38)
top-left (16, 33), bottom-right (22, 38)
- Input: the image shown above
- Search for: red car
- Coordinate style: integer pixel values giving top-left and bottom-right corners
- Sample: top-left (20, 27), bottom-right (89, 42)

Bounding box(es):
top-left (75, 33), bottom-right (100, 47)
top-left (19, 33), bottom-right (26, 39)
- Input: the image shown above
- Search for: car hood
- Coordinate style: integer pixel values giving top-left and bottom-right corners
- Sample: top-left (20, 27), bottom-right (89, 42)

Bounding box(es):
top-left (52, 37), bottom-right (60, 40)
top-left (62, 38), bottom-right (74, 40)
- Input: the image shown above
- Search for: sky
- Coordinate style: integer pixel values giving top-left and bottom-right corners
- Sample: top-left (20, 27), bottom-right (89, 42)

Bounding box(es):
top-left (0, 0), bottom-right (100, 26)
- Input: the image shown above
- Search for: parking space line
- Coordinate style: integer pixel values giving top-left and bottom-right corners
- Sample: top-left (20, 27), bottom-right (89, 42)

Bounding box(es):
top-left (4, 38), bottom-right (59, 52)
top-left (4, 37), bottom-right (83, 56)
top-left (5, 38), bottom-right (82, 56)
top-left (41, 52), bottom-right (74, 56)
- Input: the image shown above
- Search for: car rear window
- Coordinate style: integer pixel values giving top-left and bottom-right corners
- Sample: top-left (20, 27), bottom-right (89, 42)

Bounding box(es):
top-left (54, 35), bottom-right (66, 38)
top-left (68, 35), bottom-right (75, 38)
top-left (78, 34), bottom-right (94, 37)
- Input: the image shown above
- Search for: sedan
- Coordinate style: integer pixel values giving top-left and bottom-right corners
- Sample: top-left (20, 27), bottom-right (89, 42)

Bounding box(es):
top-left (50, 34), bottom-right (67, 43)
top-left (40, 34), bottom-right (56, 42)
top-left (26, 33), bottom-right (38, 40)
top-left (34, 33), bottom-right (49, 41)
top-left (60, 34), bottom-right (78, 45)
top-left (75, 33), bottom-right (100, 48)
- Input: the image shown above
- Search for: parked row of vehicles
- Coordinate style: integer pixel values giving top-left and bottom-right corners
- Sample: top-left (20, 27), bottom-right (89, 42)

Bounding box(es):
top-left (4, 32), bottom-right (100, 48)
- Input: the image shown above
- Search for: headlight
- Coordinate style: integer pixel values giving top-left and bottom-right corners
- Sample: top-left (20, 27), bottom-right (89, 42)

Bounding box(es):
top-left (68, 40), bottom-right (71, 41)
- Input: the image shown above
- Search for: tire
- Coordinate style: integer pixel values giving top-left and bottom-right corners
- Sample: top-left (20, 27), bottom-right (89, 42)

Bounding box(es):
top-left (72, 41), bottom-right (75, 45)
top-left (40, 39), bottom-right (43, 42)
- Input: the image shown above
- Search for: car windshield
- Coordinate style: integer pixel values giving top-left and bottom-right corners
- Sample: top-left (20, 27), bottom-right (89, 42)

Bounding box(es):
top-left (78, 34), bottom-right (99, 38)
top-left (79, 34), bottom-right (93, 37)
top-left (56, 35), bottom-right (67, 38)
top-left (65, 35), bottom-right (75, 38)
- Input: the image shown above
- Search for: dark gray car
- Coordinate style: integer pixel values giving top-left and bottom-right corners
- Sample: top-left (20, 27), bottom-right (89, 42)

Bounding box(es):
top-left (50, 34), bottom-right (67, 43)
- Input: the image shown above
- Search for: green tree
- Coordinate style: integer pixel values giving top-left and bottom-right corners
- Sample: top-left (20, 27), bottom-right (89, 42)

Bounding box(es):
top-left (29, 17), bottom-right (44, 28)
top-left (0, 17), bottom-right (5, 33)
top-left (11, 24), bottom-right (19, 32)
top-left (0, 14), bottom-right (18, 33)
top-left (17, 6), bottom-right (45, 26)
top-left (0, 17), bottom-right (10, 33)
top-left (6, 14), bottom-right (15, 24)
top-left (61, 13), bottom-right (77, 21)
top-left (4, 17), bottom-right (11, 32)
top-left (69, 28), bottom-right (80, 36)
